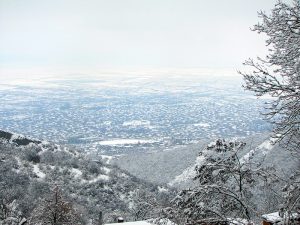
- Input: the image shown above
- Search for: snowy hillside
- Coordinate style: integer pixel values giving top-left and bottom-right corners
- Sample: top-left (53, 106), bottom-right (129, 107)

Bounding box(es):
top-left (0, 130), bottom-right (172, 223)
top-left (168, 135), bottom-right (298, 188)
top-left (113, 133), bottom-right (297, 189)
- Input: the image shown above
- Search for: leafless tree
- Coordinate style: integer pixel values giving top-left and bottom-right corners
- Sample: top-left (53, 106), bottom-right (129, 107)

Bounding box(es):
top-left (239, 0), bottom-right (300, 222)
top-left (29, 186), bottom-right (81, 225)
top-left (239, 0), bottom-right (300, 153)
top-left (131, 189), bottom-right (159, 221)
top-left (168, 140), bottom-right (261, 225)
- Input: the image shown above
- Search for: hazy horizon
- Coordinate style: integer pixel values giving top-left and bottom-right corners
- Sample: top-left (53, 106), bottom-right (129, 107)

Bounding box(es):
top-left (0, 0), bottom-right (291, 75)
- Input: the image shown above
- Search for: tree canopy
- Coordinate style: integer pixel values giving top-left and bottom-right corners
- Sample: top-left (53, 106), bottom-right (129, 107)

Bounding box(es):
top-left (240, 0), bottom-right (300, 152)
top-left (240, 0), bottom-right (300, 219)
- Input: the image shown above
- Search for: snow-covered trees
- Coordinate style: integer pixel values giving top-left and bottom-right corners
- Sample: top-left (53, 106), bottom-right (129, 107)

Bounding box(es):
top-left (29, 186), bottom-right (81, 225)
top-left (0, 200), bottom-right (26, 225)
top-left (240, 0), bottom-right (300, 219)
top-left (167, 140), bottom-right (259, 224)
top-left (239, 0), bottom-right (300, 152)
top-left (280, 168), bottom-right (300, 223)
top-left (130, 189), bottom-right (160, 221)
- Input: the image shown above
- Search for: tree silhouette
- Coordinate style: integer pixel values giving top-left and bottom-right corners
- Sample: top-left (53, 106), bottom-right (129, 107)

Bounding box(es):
top-left (239, 0), bottom-right (300, 153)
top-left (29, 186), bottom-right (81, 225)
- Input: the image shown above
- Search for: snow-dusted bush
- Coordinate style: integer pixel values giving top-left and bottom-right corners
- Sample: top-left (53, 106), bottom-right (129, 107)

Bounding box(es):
top-left (166, 140), bottom-right (261, 224)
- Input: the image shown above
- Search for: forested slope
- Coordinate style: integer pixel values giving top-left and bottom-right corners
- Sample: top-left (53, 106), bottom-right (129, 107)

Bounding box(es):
top-left (0, 130), bottom-right (172, 224)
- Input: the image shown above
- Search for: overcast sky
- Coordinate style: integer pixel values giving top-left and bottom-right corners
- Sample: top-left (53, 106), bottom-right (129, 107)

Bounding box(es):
top-left (0, 0), bottom-right (288, 73)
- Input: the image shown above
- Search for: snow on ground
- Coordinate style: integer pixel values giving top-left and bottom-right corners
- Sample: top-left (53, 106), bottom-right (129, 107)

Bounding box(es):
top-left (11, 115), bottom-right (29, 121)
top-left (88, 174), bottom-right (109, 183)
top-left (71, 167), bottom-right (110, 182)
top-left (148, 218), bottom-right (176, 225)
top-left (193, 123), bottom-right (210, 128)
top-left (33, 164), bottom-right (46, 179)
top-left (262, 212), bottom-right (282, 223)
top-left (101, 155), bottom-right (113, 164)
top-left (168, 155), bottom-right (205, 186)
top-left (15, 157), bottom-right (22, 166)
top-left (10, 133), bottom-right (24, 141)
top-left (105, 221), bottom-right (151, 225)
top-left (122, 120), bottom-right (151, 127)
top-left (168, 166), bottom-right (196, 186)
top-left (241, 137), bottom-right (276, 163)
top-left (240, 149), bottom-right (256, 164)
top-left (158, 186), bottom-right (168, 193)
top-left (71, 168), bottom-right (83, 178)
top-left (12, 158), bottom-right (21, 174)
top-left (103, 167), bottom-right (111, 174)
top-left (169, 137), bottom-right (277, 187)
top-left (119, 193), bottom-right (126, 201)
top-left (227, 218), bottom-right (251, 225)
top-left (262, 212), bottom-right (299, 223)
top-left (120, 172), bottom-right (129, 178)
top-left (97, 139), bottom-right (157, 146)
top-left (258, 137), bottom-right (276, 153)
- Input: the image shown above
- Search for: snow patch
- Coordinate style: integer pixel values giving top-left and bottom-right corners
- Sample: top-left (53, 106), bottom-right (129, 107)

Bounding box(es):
top-left (148, 218), bottom-right (176, 225)
top-left (33, 165), bottom-right (46, 179)
top-left (103, 167), bottom-right (111, 174)
top-left (240, 149), bottom-right (255, 164)
top-left (105, 221), bottom-right (151, 225)
top-left (123, 120), bottom-right (151, 127)
top-left (241, 137), bottom-right (277, 164)
top-left (262, 212), bottom-right (299, 223)
top-left (227, 218), bottom-right (251, 225)
top-left (71, 168), bottom-right (83, 178)
top-left (262, 212), bottom-right (282, 223)
top-left (193, 123), bottom-right (210, 128)
top-left (101, 155), bottom-right (113, 164)
top-left (97, 139), bottom-right (157, 146)
top-left (10, 134), bottom-right (24, 141)
top-left (158, 186), bottom-right (168, 193)
top-left (88, 174), bottom-right (109, 183)
top-left (258, 138), bottom-right (276, 152)
top-left (169, 155), bottom-right (205, 186)
top-left (168, 166), bottom-right (195, 186)
top-left (11, 115), bottom-right (29, 121)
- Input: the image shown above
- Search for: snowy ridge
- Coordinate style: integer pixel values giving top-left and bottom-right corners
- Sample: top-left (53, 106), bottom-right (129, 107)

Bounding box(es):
top-left (168, 137), bottom-right (278, 187)
top-left (0, 130), bottom-right (41, 146)
top-left (168, 155), bottom-right (205, 186)
top-left (240, 137), bottom-right (276, 164)
top-left (0, 129), bottom-right (79, 158)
